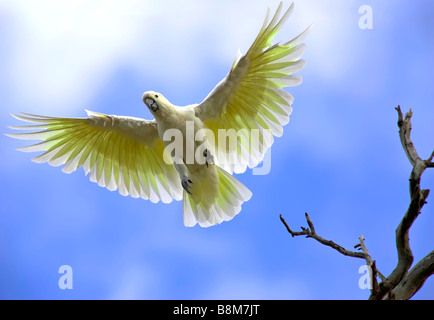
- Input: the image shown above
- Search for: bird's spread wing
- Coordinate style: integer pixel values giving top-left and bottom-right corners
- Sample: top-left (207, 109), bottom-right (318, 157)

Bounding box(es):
top-left (194, 3), bottom-right (311, 174)
top-left (7, 111), bottom-right (182, 203)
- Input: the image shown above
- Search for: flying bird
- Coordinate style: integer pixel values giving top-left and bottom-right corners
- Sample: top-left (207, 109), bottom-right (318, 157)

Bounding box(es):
top-left (7, 2), bottom-right (310, 227)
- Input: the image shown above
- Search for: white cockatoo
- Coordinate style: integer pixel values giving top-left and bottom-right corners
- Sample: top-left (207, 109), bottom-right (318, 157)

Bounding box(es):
top-left (7, 2), bottom-right (310, 227)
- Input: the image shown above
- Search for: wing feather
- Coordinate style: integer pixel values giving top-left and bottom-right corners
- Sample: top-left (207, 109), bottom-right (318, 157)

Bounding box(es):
top-left (195, 2), bottom-right (311, 174)
top-left (7, 112), bottom-right (182, 203)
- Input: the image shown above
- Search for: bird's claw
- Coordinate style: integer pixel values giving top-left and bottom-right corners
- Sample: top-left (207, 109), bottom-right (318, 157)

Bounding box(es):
top-left (203, 148), bottom-right (214, 168)
top-left (181, 175), bottom-right (193, 195)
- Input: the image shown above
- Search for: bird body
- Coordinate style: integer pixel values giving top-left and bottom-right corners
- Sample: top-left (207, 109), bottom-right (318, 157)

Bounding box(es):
top-left (7, 2), bottom-right (311, 227)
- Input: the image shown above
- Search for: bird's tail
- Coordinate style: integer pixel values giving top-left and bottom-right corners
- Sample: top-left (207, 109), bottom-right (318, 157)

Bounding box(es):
top-left (182, 165), bottom-right (252, 227)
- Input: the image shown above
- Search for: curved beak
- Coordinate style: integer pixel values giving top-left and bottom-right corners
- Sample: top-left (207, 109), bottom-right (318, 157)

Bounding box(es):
top-left (142, 92), bottom-right (158, 112)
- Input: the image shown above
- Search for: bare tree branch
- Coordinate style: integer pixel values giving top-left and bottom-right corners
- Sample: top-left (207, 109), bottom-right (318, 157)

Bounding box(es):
top-left (281, 106), bottom-right (433, 300)
top-left (279, 213), bottom-right (384, 297)
top-left (385, 251), bottom-right (434, 300)
top-left (280, 213), bottom-right (365, 258)
top-left (356, 235), bottom-right (386, 290)
top-left (372, 106), bottom-right (432, 300)
top-left (396, 107), bottom-right (419, 167)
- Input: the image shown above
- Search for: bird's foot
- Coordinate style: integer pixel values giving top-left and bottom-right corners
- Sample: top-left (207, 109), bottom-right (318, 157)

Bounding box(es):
top-left (203, 148), bottom-right (214, 168)
top-left (181, 175), bottom-right (193, 195)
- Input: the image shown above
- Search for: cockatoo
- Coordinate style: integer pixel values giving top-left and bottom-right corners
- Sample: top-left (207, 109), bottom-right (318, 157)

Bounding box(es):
top-left (7, 2), bottom-right (310, 227)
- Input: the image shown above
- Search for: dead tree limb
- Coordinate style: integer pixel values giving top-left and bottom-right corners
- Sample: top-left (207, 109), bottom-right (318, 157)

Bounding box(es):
top-left (279, 213), bottom-right (384, 297)
top-left (376, 106), bottom-right (433, 300)
top-left (280, 106), bottom-right (433, 300)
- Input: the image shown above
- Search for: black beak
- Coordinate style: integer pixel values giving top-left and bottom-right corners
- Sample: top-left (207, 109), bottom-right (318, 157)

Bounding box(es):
top-left (145, 98), bottom-right (158, 112)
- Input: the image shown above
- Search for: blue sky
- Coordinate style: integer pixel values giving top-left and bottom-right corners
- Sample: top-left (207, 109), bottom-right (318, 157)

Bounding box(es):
top-left (1, 0), bottom-right (433, 299)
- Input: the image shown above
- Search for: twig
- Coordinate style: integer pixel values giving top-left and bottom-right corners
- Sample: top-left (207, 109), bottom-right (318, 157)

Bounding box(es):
top-left (280, 213), bottom-right (383, 296)
top-left (280, 213), bottom-right (365, 259)
top-left (372, 106), bottom-right (433, 300)
top-left (281, 106), bottom-right (433, 300)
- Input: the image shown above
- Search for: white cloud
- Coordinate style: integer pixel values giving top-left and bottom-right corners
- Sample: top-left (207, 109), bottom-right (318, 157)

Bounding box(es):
top-left (2, 0), bottom-right (363, 114)
top-left (3, 0), bottom-right (155, 112)
top-left (291, 1), bottom-right (358, 82)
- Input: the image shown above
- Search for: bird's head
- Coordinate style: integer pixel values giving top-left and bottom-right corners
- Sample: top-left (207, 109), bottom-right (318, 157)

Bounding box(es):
top-left (142, 91), bottom-right (168, 115)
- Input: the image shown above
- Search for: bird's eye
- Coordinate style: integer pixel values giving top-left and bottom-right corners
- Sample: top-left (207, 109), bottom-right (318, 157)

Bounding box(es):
top-left (155, 95), bottom-right (159, 98)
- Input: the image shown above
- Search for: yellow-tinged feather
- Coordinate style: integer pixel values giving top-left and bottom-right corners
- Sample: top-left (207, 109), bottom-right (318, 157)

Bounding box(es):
top-left (96, 132), bottom-right (111, 183)
top-left (110, 132), bottom-right (122, 188)
top-left (135, 147), bottom-right (151, 199)
top-left (119, 136), bottom-right (131, 195)
top-left (49, 127), bottom-right (94, 161)
top-left (128, 140), bottom-right (143, 197)
top-left (88, 130), bottom-right (106, 171)
top-left (103, 133), bottom-right (115, 187)
top-left (142, 146), bottom-right (161, 200)
top-left (77, 129), bottom-right (105, 171)
top-left (64, 137), bottom-right (88, 165)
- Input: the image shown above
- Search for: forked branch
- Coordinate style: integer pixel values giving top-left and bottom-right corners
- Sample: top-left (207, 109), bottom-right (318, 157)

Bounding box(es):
top-left (280, 213), bottom-right (384, 296)
top-left (281, 106), bottom-right (433, 299)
